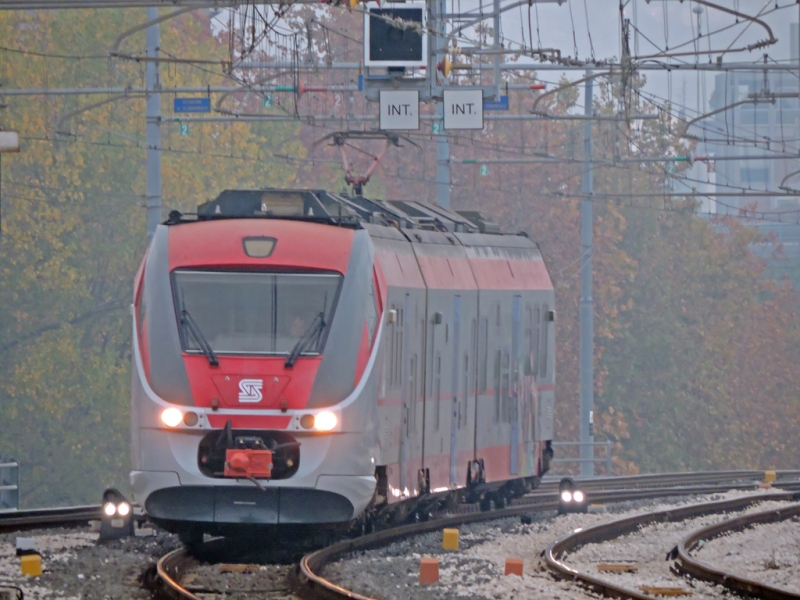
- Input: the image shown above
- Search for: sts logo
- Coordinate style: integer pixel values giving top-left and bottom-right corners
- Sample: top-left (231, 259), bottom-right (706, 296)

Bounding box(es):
top-left (238, 379), bottom-right (263, 403)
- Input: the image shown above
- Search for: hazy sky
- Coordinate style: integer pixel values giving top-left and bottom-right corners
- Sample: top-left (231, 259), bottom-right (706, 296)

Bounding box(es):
top-left (496, 0), bottom-right (799, 116)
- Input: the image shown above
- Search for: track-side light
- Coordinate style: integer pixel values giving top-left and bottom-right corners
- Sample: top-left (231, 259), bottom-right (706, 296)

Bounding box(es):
top-left (558, 477), bottom-right (587, 514)
top-left (99, 488), bottom-right (134, 541)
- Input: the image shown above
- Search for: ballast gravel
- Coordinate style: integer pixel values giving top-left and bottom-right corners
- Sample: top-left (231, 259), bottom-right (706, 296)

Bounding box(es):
top-left (694, 513), bottom-right (800, 592)
top-left (183, 562), bottom-right (296, 600)
top-left (0, 524), bottom-right (180, 599)
top-left (323, 489), bottom-right (782, 600)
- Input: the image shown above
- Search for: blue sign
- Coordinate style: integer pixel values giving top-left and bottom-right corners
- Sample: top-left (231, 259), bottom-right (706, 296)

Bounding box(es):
top-left (173, 97), bottom-right (211, 113)
top-left (483, 96), bottom-right (509, 111)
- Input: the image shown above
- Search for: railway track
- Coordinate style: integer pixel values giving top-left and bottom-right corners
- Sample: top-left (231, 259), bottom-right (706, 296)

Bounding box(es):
top-left (675, 501), bottom-right (800, 599)
top-left (4, 471), bottom-right (798, 600)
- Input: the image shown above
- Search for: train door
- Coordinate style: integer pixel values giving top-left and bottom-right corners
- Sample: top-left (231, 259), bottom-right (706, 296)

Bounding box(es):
top-left (449, 295), bottom-right (461, 484)
top-left (510, 296), bottom-right (521, 475)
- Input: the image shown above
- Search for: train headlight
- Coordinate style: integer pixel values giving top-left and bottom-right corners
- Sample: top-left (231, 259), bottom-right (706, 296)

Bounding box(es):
top-left (103, 502), bottom-right (116, 517)
top-left (314, 411), bottom-right (337, 431)
top-left (161, 407), bottom-right (183, 427)
top-left (183, 411), bottom-right (199, 426)
top-left (300, 414), bottom-right (315, 429)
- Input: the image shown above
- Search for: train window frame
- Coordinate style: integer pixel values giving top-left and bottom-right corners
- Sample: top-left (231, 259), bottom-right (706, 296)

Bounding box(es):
top-left (365, 278), bottom-right (379, 346)
top-left (170, 268), bottom-right (343, 357)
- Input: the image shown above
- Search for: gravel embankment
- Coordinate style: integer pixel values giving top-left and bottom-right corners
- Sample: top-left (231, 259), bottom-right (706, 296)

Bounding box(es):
top-left (323, 490), bottom-right (780, 600)
top-left (0, 524), bottom-right (180, 599)
top-left (694, 514), bottom-right (800, 591)
top-left (567, 497), bottom-right (790, 599)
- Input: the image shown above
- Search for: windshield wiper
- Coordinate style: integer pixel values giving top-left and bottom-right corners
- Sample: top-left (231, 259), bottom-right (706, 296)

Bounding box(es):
top-left (285, 312), bottom-right (325, 368)
top-left (181, 307), bottom-right (219, 367)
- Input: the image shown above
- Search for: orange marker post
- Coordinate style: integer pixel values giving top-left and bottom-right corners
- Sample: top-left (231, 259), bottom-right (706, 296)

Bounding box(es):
top-left (419, 557), bottom-right (439, 584)
top-left (505, 558), bottom-right (524, 577)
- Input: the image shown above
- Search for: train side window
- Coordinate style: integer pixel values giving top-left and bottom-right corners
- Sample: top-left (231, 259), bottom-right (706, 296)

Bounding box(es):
top-left (394, 308), bottom-right (404, 388)
top-left (409, 354), bottom-right (417, 435)
top-left (532, 306), bottom-right (540, 377)
top-left (502, 352), bottom-right (510, 422)
top-left (434, 353), bottom-right (442, 430)
top-left (539, 303), bottom-right (548, 377)
top-left (493, 349), bottom-right (501, 423)
top-left (366, 280), bottom-right (378, 345)
top-left (524, 306), bottom-right (533, 375)
top-left (479, 317), bottom-right (488, 394)
top-left (462, 354), bottom-right (469, 428)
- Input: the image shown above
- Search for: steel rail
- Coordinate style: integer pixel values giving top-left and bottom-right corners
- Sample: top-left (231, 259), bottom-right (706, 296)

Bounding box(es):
top-left (299, 480), bottom-right (800, 600)
top-left (0, 505), bottom-right (101, 534)
top-left (543, 492), bottom-right (800, 600)
top-left (675, 502), bottom-right (800, 600)
top-left (156, 546), bottom-right (203, 600)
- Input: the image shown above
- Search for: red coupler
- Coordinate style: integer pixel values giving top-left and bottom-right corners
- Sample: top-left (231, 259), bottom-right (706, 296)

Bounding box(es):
top-left (224, 449), bottom-right (272, 478)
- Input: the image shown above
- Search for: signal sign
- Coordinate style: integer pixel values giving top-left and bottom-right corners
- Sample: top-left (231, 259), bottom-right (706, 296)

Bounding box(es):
top-left (379, 90), bottom-right (420, 130)
top-left (180, 123), bottom-right (190, 136)
top-left (443, 89), bottom-right (483, 130)
top-left (480, 164), bottom-right (489, 176)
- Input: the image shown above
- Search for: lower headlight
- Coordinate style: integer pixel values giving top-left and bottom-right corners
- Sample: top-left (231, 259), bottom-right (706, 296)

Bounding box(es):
top-left (314, 411), bottom-right (337, 431)
top-left (116, 502), bottom-right (131, 517)
top-left (161, 407), bottom-right (183, 427)
top-left (560, 490), bottom-right (573, 503)
top-left (573, 490), bottom-right (585, 503)
top-left (103, 502), bottom-right (116, 517)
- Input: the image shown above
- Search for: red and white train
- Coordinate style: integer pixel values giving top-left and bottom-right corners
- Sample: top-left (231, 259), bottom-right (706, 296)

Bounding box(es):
top-left (129, 189), bottom-right (555, 539)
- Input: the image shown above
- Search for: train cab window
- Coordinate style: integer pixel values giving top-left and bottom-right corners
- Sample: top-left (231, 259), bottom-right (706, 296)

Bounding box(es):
top-left (479, 317), bottom-right (488, 394)
top-left (172, 270), bottom-right (341, 356)
top-left (532, 307), bottom-right (540, 376)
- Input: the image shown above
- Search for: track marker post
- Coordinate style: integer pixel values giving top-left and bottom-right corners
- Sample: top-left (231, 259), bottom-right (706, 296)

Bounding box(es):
top-left (505, 558), bottom-right (523, 576)
top-left (419, 557), bottom-right (439, 584)
top-left (442, 528), bottom-right (459, 550)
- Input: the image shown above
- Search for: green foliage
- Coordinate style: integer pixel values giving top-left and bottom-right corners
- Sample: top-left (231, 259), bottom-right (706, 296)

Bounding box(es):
top-left (0, 8), bottom-right (302, 507)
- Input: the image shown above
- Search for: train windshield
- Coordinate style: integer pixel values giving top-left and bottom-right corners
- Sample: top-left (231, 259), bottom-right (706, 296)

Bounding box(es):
top-left (172, 270), bottom-right (341, 355)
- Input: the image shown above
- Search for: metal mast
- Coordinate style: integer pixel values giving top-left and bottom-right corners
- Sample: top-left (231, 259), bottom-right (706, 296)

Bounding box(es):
top-left (145, 6), bottom-right (162, 242)
top-left (435, 0), bottom-right (450, 208)
top-left (579, 70), bottom-right (594, 477)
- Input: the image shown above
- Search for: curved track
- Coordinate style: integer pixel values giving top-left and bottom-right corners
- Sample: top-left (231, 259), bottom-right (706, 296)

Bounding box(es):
top-left (299, 472), bottom-right (800, 600)
top-left (675, 502), bottom-right (800, 600)
top-left (144, 471), bottom-right (800, 600)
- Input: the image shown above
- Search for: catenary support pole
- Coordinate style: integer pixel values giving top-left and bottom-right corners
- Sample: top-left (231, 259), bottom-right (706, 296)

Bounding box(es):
top-left (579, 70), bottom-right (595, 478)
top-left (435, 0), bottom-right (450, 208)
top-left (145, 6), bottom-right (162, 243)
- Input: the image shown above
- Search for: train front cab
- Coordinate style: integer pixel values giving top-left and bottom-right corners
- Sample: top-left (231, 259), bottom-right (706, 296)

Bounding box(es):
top-left (129, 220), bottom-right (383, 535)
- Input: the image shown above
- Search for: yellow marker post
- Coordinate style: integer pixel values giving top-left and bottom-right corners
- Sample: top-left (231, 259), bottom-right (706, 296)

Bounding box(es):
top-left (20, 554), bottom-right (42, 577)
top-left (442, 528), bottom-right (459, 550)
top-left (764, 470), bottom-right (777, 483)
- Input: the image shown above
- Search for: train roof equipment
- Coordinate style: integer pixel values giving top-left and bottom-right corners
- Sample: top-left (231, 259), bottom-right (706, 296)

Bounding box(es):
top-left (165, 189), bottom-right (519, 239)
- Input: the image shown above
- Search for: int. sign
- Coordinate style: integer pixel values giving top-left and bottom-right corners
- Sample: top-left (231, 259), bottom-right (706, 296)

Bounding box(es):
top-left (443, 89), bottom-right (483, 130)
top-left (379, 90), bottom-right (420, 130)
